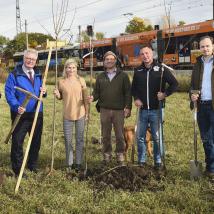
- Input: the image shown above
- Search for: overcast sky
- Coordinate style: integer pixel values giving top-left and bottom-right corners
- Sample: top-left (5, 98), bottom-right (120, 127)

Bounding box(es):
top-left (0, 0), bottom-right (212, 41)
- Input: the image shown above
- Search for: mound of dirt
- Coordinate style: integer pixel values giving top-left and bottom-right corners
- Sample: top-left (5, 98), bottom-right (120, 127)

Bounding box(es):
top-left (93, 165), bottom-right (166, 191)
top-left (66, 164), bottom-right (166, 192)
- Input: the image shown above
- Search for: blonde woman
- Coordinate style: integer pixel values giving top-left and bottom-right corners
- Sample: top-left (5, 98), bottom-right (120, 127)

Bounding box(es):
top-left (54, 59), bottom-right (88, 171)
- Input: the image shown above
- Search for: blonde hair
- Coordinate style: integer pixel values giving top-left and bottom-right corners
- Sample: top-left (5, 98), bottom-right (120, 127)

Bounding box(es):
top-left (62, 58), bottom-right (78, 78)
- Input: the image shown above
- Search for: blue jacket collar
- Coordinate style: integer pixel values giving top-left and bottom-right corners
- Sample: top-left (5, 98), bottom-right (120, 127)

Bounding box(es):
top-left (14, 64), bottom-right (41, 76)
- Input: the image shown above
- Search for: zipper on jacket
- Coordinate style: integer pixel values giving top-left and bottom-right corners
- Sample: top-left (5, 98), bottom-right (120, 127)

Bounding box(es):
top-left (147, 70), bottom-right (150, 109)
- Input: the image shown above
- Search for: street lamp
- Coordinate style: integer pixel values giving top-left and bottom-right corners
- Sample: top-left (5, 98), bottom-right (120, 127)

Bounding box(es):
top-left (62, 28), bottom-right (73, 44)
top-left (123, 12), bottom-right (138, 27)
top-left (123, 12), bottom-right (133, 16)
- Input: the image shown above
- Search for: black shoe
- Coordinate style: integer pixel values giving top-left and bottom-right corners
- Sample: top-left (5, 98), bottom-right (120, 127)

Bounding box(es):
top-left (75, 164), bottom-right (81, 172)
top-left (30, 168), bottom-right (38, 174)
top-left (138, 162), bottom-right (146, 168)
top-left (28, 166), bottom-right (38, 173)
top-left (154, 163), bottom-right (162, 170)
top-left (205, 171), bottom-right (214, 180)
top-left (15, 172), bottom-right (28, 179)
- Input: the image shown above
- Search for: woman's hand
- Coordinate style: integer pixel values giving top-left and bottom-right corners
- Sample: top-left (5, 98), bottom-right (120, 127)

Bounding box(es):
top-left (53, 88), bottom-right (60, 99)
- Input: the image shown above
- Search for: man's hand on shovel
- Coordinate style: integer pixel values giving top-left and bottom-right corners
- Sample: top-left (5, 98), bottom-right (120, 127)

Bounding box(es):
top-left (18, 106), bottom-right (26, 114)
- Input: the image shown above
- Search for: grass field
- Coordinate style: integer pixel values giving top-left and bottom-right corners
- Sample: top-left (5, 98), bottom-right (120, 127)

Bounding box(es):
top-left (0, 83), bottom-right (213, 214)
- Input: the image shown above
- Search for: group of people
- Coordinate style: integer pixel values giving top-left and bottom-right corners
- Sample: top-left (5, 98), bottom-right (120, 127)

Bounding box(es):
top-left (3, 35), bottom-right (214, 180)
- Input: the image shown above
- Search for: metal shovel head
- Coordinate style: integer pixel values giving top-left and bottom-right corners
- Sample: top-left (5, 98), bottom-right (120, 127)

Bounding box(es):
top-left (190, 160), bottom-right (203, 179)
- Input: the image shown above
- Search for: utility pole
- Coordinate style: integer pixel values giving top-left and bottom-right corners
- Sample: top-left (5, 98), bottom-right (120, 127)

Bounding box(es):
top-left (25, 20), bottom-right (29, 50)
top-left (78, 25), bottom-right (83, 67)
top-left (78, 25), bottom-right (82, 44)
top-left (16, 0), bottom-right (22, 34)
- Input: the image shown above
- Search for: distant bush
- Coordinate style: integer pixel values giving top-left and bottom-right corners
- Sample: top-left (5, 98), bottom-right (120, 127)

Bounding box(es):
top-left (0, 68), bottom-right (192, 93)
top-left (0, 68), bottom-right (9, 83)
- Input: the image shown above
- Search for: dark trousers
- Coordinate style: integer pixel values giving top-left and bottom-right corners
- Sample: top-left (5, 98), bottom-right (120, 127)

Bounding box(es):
top-left (11, 112), bottom-right (43, 174)
top-left (100, 108), bottom-right (125, 155)
top-left (197, 102), bottom-right (214, 173)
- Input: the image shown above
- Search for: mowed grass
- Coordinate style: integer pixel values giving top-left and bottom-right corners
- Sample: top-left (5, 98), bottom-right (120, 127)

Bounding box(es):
top-left (0, 83), bottom-right (214, 214)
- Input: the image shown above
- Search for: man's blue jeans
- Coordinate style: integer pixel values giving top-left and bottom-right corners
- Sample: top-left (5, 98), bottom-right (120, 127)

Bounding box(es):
top-left (197, 103), bottom-right (214, 173)
top-left (137, 109), bottom-right (162, 164)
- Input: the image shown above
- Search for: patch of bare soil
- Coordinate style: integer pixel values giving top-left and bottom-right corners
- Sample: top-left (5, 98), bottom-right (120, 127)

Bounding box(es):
top-left (66, 164), bottom-right (166, 192)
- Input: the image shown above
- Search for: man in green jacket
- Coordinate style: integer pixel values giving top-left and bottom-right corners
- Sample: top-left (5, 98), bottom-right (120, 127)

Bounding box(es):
top-left (89, 51), bottom-right (132, 165)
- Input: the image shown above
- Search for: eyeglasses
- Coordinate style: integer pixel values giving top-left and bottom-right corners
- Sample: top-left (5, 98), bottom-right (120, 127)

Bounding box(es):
top-left (105, 58), bottom-right (116, 61)
top-left (25, 57), bottom-right (37, 62)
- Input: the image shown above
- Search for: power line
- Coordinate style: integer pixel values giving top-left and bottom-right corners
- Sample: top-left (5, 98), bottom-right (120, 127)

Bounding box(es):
top-left (86, 2), bottom-right (211, 32)
top-left (72, 0), bottom-right (210, 27)
top-left (0, 0), bottom-right (212, 38)
top-left (78, 0), bottom-right (211, 26)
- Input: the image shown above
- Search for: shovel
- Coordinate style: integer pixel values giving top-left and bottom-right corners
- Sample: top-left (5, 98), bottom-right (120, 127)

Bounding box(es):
top-left (132, 107), bottom-right (140, 164)
top-left (190, 98), bottom-right (203, 179)
top-left (158, 100), bottom-right (166, 170)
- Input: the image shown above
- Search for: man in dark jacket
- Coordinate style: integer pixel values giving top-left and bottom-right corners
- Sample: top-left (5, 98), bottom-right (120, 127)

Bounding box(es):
top-left (132, 45), bottom-right (178, 169)
top-left (5, 49), bottom-right (46, 176)
top-left (89, 51), bottom-right (132, 165)
top-left (190, 35), bottom-right (214, 179)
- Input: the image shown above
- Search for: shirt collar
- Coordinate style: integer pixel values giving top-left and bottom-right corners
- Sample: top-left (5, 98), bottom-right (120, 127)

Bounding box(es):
top-left (107, 70), bottom-right (116, 75)
top-left (106, 68), bottom-right (117, 73)
top-left (22, 64), bottom-right (34, 75)
top-left (202, 55), bottom-right (213, 63)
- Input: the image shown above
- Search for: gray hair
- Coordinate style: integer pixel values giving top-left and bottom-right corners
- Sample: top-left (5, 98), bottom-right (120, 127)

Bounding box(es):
top-left (23, 48), bottom-right (38, 59)
top-left (62, 58), bottom-right (78, 78)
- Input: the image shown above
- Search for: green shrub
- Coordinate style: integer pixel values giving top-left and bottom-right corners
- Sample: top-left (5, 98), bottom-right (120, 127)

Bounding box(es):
top-left (0, 68), bottom-right (9, 83)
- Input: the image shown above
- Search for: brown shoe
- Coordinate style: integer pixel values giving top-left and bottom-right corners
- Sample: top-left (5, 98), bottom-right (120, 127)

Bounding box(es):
top-left (103, 153), bottom-right (112, 163)
top-left (116, 153), bottom-right (125, 166)
top-left (116, 153), bottom-right (124, 162)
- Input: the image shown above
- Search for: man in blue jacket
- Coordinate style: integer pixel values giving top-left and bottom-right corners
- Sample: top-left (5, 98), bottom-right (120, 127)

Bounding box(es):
top-left (5, 49), bottom-right (46, 176)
